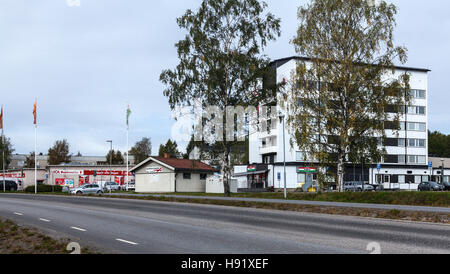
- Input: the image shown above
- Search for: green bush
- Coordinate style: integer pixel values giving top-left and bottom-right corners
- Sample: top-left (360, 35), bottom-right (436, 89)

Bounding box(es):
top-left (24, 185), bottom-right (63, 193)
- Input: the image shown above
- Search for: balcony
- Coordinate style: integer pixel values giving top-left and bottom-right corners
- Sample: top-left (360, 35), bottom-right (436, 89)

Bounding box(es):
top-left (259, 145), bottom-right (278, 155)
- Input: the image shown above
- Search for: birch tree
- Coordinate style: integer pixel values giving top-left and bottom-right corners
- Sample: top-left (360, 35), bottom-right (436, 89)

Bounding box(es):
top-left (284, 0), bottom-right (411, 192)
top-left (160, 0), bottom-right (281, 195)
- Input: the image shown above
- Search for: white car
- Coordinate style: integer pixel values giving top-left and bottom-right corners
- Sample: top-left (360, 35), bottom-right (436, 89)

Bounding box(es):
top-left (121, 182), bottom-right (135, 191)
top-left (70, 184), bottom-right (104, 195)
top-left (104, 182), bottom-right (121, 191)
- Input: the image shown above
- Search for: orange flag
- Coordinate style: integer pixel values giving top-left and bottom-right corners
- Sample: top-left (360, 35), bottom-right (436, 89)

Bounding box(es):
top-left (0, 105), bottom-right (3, 130)
top-left (33, 100), bottom-right (37, 125)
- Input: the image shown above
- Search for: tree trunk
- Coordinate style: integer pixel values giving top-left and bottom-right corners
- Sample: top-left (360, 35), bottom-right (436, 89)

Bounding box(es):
top-left (337, 155), bottom-right (345, 192)
top-left (223, 148), bottom-right (231, 197)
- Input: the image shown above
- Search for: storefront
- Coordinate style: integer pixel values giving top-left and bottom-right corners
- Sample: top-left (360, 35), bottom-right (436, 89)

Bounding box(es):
top-left (48, 165), bottom-right (134, 189)
top-left (234, 164), bottom-right (270, 191)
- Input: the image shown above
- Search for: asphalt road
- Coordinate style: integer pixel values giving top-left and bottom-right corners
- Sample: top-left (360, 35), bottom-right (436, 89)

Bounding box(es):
top-left (107, 193), bottom-right (450, 213)
top-left (0, 193), bottom-right (449, 254)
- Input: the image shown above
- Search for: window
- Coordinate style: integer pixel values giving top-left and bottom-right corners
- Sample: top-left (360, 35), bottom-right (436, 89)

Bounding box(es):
top-left (407, 155), bottom-right (427, 164)
top-left (406, 106), bottom-right (426, 115)
top-left (183, 173), bottom-right (191, 180)
top-left (409, 89), bottom-right (426, 99)
top-left (398, 139), bottom-right (406, 147)
top-left (405, 122), bottom-right (426, 132)
top-left (200, 174), bottom-right (207, 180)
top-left (407, 139), bottom-right (426, 148)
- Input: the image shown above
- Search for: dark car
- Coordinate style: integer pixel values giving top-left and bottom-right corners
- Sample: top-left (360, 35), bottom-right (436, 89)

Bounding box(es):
top-left (418, 182), bottom-right (443, 192)
top-left (0, 180), bottom-right (18, 191)
top-left (443, 182), bottom-right (450, 191)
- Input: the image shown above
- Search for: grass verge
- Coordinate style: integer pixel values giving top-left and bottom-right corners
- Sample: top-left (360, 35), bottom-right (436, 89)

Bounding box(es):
top-left (102, 194), bottom-right (449, 224)
top-left (148, 191), bottom-right (450, 208)
top-left (0, 218), bottom-right (97, 254)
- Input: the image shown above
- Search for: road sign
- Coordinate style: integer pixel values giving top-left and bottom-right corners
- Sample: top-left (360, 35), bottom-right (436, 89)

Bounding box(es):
top-left (277, 172), bottom-right (281, 181)
top-left (429, 162), bottom-right (433, 168)
top-left (377, 164), bottom-right (381, 172)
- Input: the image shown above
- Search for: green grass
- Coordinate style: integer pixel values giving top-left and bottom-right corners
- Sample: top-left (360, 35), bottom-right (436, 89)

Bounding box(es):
top-left (0, 219), bottom-right (97, 254)
top-left (150, 191), bottom-right (450, 207)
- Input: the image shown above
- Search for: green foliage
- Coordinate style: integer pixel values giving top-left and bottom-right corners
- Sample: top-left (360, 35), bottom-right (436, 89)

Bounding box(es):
top-left (160, 0), bottom-right (281, 195)
top-left (48, 139), bottom-right (71, 165)
top-left (159, 139), bottom-right (181, 159)
top-left (129, 137), bottom-right (152, 164)
top-left (429, 131), bottom-right (450, 158)
top-left (106, 150), bottom-right (125, 165)
top-left (285, 0), bottom-right (410, 191)
top-left (0, 136), bottom-right (14, 169)
top-left (24, 185), bottom-right (63, 193)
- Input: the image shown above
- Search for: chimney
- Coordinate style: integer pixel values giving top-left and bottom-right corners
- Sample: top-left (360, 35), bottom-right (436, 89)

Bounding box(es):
top-left (164, 153), bottom-right (170, 159)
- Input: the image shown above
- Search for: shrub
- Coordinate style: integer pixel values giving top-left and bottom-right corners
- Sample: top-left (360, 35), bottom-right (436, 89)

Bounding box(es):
top-left (24, 185), bottom-right (63, 193)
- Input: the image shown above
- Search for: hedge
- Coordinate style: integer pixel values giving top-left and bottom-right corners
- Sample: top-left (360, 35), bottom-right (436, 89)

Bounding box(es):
top-left (24, 185), bottom-right (63, 193)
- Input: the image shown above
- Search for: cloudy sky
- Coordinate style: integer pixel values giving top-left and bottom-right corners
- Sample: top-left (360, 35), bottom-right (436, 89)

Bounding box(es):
top-left (0, 0), bottom-right (449, 156)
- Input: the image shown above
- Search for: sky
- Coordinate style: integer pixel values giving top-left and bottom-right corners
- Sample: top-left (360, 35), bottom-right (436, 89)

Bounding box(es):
top-left (0, 0), bottom-right (449, 156)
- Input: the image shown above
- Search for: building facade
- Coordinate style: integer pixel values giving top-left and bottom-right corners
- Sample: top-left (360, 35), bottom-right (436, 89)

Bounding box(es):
top-left (9, 154), bottom-right (136, 170)
top-left (131, 156), bottom-right (216, 193)
top-left (236, 56), bottom-right (431, 191)
top-left (47, 165), bottom-right (134, 189)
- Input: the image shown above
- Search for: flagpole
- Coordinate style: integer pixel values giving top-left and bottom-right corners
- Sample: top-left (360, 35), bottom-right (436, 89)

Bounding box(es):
top-left (1, 105), bottom-right (5, 192)
top-left (34, 123), bottom-right (37, 194)
top-left (2, 129), bottom-right (5, 193)
top-left (126, 105), bottom-right (129, 190)
top-left (126, 123), bottom-right (129, 189)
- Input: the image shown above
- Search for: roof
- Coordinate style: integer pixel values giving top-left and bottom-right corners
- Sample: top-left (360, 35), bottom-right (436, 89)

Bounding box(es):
top-left (429, 157), bottom-right (450, 169)
top-left (130, 157), bottom-right (217, 173)
top-left (270, 56), bottom-right (431, 73)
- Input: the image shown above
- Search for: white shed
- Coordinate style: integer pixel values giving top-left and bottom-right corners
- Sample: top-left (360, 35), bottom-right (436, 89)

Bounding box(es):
top-left (130, 156), bottom-right (217, 193)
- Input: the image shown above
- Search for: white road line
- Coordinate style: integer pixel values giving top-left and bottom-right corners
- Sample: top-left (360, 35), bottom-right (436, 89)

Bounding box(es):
top-left (116, 239), bottom-right (138, 245)
top-left (13, 212), bottom-right (23, 216)
top-left (70, 227), bottom-right (87, 232)
top-left (39, 218), bottom-right (50, 222)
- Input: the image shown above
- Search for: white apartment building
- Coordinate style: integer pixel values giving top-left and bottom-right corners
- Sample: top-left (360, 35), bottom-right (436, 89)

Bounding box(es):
top-left (235, 56), bottom-right (431, 191)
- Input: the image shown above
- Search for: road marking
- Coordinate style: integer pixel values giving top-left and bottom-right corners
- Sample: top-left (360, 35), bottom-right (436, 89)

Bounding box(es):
top-left (13, 212), bottom-right (23, 216)
top-left (70, 227), bottom-right (87, 232)
top-left (116, 239), bottom-right (138, 245)
top-left (39, 218), bottom-right (50, 222)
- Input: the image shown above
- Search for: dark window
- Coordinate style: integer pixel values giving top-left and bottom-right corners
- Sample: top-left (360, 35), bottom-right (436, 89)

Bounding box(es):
top-left (385, 138), bottom-right (398, 147)
top-left (200, 174), bottom-right (207, 180)
top-left (384, 155), bottom-right (398, 164)
top-left (183, 173), bottom-right (191, 180)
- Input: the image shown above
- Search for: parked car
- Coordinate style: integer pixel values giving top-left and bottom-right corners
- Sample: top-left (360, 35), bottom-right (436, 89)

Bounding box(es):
top-left (443, 182), bottom-right (450, 191)
top-left (104, 182), bottom-right (120, 191)
top-left (70, 184), bottom-right (104, 195)
top-left (344, 182), bottom-right (375, 192)
top-left (0, 180), bottom-right (18, 191)
top-left (418, 182), bottom-right (444, 192)
top-left (121, 182), bottom-right (135, 191)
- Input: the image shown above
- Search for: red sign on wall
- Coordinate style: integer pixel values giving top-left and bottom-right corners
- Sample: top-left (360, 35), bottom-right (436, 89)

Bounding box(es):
top-left (55, 178), bottom-right (65, 186)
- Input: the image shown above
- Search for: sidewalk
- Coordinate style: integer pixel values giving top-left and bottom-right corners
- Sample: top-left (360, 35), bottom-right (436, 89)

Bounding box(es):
top-left (105, 193), bottom-right (450, 214)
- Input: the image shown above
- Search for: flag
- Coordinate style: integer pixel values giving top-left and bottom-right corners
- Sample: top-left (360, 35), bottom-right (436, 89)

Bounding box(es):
top-left (0, 105), bottom-right (3, 130)
top-left (33, 100), bottom-right (37, 125)
top-left (126, 105), bottom-right (131, 127)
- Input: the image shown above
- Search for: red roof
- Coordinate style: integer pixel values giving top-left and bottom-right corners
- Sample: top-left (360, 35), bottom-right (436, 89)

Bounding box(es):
top-left (152, 157), bottom-right (217, 172)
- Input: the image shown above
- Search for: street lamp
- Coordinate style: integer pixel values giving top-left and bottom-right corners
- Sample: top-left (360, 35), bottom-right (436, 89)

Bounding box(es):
top-left (279, 114), bottom-right (287, 199)
top-left (106, 140), bottom-right (112, 194)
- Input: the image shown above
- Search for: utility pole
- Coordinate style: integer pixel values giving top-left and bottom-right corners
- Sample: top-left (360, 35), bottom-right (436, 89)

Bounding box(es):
top-left (107, 140), bottom-right (112, 194)
top-left (279, 114), bottom-right (287, 199)
top-left (441, 159), bottom-right (445, 185)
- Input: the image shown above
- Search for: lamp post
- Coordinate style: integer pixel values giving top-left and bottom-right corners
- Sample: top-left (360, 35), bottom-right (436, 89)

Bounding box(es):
top-left (441, 159), bottom-right (445, 185)
top-left (106, 140), bottom-right (112, 194)
top-left (279, 114), bottom-right (287, 199)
